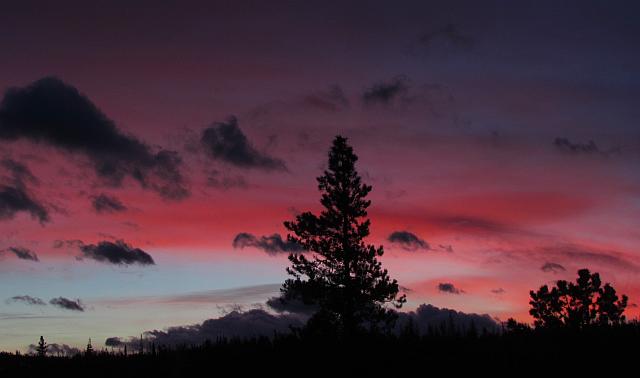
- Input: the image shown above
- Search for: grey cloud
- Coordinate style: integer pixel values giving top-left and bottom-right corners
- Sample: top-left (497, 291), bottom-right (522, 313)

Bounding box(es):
top-left (388, 231), bottom-right (429, 251)
top-left (0, 158), bottom-right (49, 224)
top-left (541, 262), bottom-right (566, 273)
top-left (437, 282), bottom-right (464, 294)
top-left (49, 297), bottom-right (85, 312)
top-left (395, 304), bottom-right (499, 335)
top-left (233, 233), bottom-right (304, 255)
top-left (6, 295), bottom-right (46, 306)
top-left (201, 117), bottom-right (286, 170)
top-left (79, 240), bottom-right (155, 266)
top-left (362, 76), bottom-right (409, 105)
top-left (91, 193), bottom-right (127, 213)
top-left (5, 246), bottom-right (39, 261)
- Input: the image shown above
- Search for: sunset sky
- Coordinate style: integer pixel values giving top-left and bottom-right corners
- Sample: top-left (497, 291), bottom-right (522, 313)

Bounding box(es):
top-left (1, 0), bottom-right (639, 352)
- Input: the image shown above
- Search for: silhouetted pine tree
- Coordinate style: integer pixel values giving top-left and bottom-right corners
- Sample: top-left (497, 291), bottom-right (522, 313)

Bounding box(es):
top-left (85, 338), bottom-right (94, 356)
top-left (282, 135), bottom-right (406, 337)
top-left (36, 336), bottom-right (47, 357)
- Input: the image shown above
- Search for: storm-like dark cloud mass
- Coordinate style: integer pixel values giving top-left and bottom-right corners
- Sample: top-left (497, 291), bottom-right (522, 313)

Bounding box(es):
top-left (6, 295), bottom-right (46, 306)
top-left (6, 246), bottom-right (39, 261)
top-left (49, 297), bottom-right (85, 312)
top-left (232, 233), bottom-right (304, 255)
top-left (91, 193), bottom-right (127, 214)
top-left (388, 231), bottom-right (429, 251)
top-left (0, 77), bottom-right (189, 200)
top-left (201, 117), bottom-right (286, 170)
top-left (0, 158), bottom-right (49, 224)
top-left (541, 262), bottom-right (566, 273)
top-left (437, 282), bottom-right (464, 294)
top-left (108, 303), bottom-right (499, 348)
top-left (79, 240), bottom-right (155, 266)
top-left (110, 309), bottom-right (304, 347)
top-left (395, 304), bottom-right (499, 335)
top-left (362, 76), bottom-right (409, 105)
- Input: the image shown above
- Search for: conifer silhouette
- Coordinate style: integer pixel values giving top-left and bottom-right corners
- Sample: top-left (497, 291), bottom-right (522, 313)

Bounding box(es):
top-left (85, 338), bottom-right (94, 356)
top-left (36, 336), bottom-right (47, 357)
top-left (282, 135), bottom-right (406, 337)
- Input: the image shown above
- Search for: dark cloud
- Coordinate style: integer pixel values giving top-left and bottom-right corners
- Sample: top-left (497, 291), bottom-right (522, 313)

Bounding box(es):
top-left (1, 158), bottom-right (38, 186)
top-left (109, 303), bottom-right (499, 348)
top-left (201, 117), bottom-right (286, 170)
top-left (0, 158), bottom-right (49, 224)
top-left (28, 343), bottom-right (80, 357)
top-left (6, 295), bottom-right (46, 306)
top-left (553, 138), bottom-right (619, 156)
top-left (79, 240), bottom-right (155, 266)
top-left (49, 297), bottom-right (85, 312)
top-left (420, 23), bottom-right (475, 50)
top-left (0, 77), bottom-right (189, 200)
top-left (91, 193), bottom-right (127, 213)
top-left (105, 337), bottom-right (124, 347)
top-left (109, 309), bottom-right (305, 348)
top-left (437, 282), bottom-right (464, 294)
top-left (5, 246), bottom-right (39, 261)
top-left (395, 304), bottom-right (499, 335)
top-left (266, 296), bottom-right (318, 315)
top-left (302, 85), bottom-right (349, 112)
top-left (232, 233), bottom-right (304, 255)
top-left (541, 262), bottom-right (566, 273)
top-left (362, 76), bottom-right (409, 105)
top-left (490, 288), bottom-right (506, 295)
top-left (388, 231), bottom-right (429, 251)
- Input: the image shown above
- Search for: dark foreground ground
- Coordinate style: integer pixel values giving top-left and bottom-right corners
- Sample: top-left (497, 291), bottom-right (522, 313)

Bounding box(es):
top-left (2, 326), bottom-right (638, 376)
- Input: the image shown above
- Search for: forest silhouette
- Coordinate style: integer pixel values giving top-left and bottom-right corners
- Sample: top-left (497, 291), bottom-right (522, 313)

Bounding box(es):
top-left (1, 136), bottom-right (636, 376)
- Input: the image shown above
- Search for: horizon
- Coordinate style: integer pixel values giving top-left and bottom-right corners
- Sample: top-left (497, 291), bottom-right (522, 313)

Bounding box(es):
top-left (1, 0), bottom-right (639, 353)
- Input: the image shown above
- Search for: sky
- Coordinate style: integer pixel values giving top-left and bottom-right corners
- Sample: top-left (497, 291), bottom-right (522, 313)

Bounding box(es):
top-left (0, 0), bottom-right (639, 352)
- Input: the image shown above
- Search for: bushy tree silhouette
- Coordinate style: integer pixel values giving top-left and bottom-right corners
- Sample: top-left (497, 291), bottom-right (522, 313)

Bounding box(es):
top-left (282, 135), bottom-right (405, 337)
top-left (529, 268), bottom-right (628, 329)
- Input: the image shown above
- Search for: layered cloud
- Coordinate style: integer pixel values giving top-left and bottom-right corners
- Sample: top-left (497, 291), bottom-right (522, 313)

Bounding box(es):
top-left (0, 77), bottom-right (189, 200)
